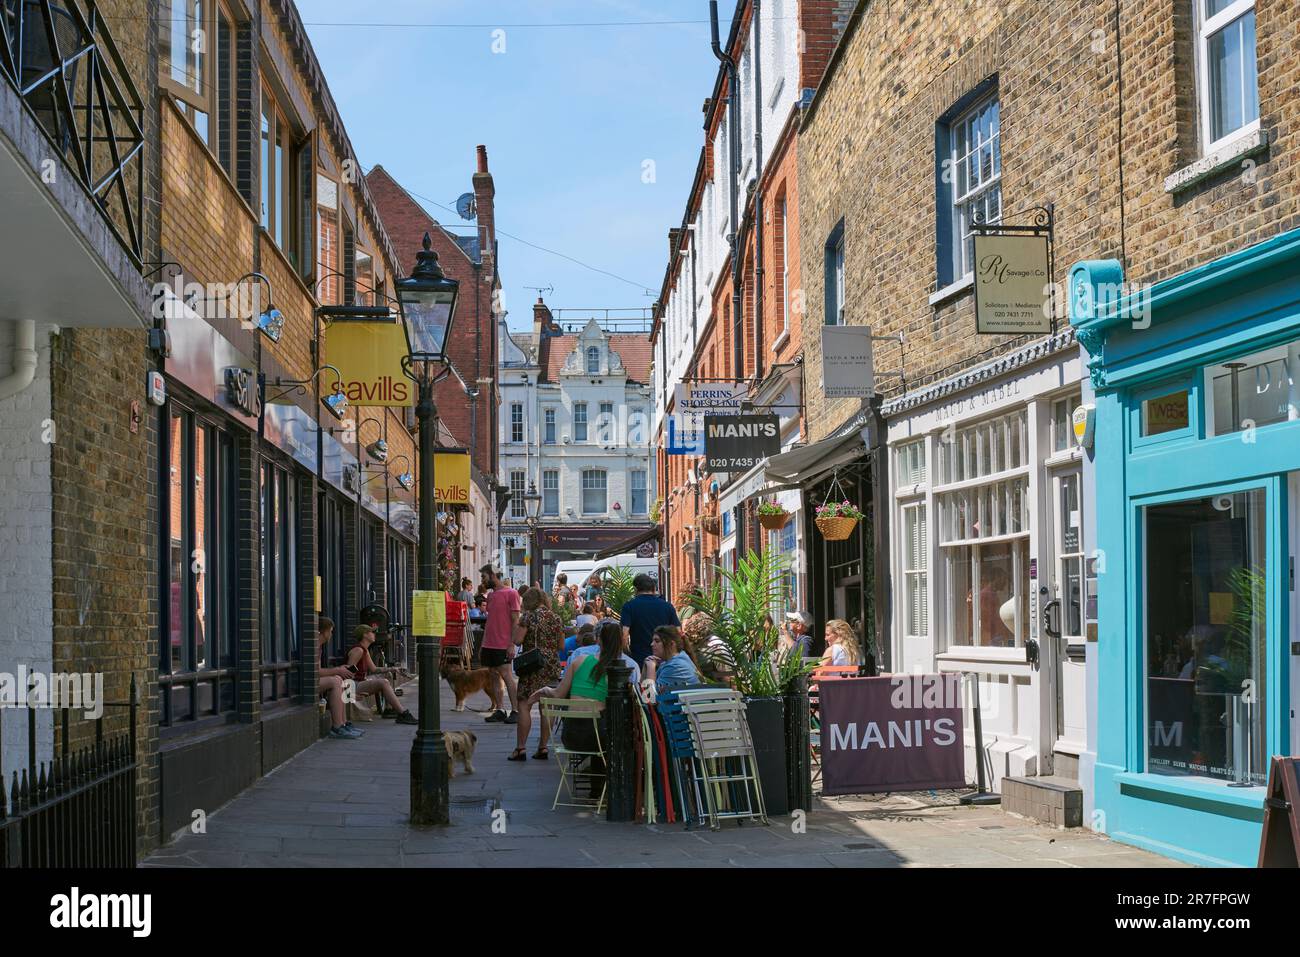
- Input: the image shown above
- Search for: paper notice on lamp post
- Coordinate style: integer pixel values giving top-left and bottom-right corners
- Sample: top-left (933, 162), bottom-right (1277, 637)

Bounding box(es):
top-left (821, 325), bottom-right (875, 398)
top-left (412, 590), bottom-right (446, 637)
top-left (973, 234), bottom-right (1052, 335)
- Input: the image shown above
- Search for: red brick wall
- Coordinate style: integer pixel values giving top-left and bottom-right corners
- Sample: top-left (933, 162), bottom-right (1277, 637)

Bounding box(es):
top-left (367, 166), bottom-right (498, 475)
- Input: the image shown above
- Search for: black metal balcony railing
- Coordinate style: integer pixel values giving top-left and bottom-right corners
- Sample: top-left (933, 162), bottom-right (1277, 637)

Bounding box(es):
top-left (0, 675), bottom-right (138, 868)
top-left (0, 0), bottom-right (145, 265)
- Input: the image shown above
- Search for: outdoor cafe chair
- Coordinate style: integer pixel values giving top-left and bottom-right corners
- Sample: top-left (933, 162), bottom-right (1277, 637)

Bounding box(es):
top-left (674, 687), bottom-right (768, 829)
top-left (540, 698), bottom-right (607, 814)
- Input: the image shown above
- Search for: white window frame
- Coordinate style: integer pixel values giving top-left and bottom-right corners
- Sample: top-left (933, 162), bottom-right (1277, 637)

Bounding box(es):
top-left (544, 407), bottom-right (556, 445)
top-left (630, 470), bottom-right (648, 515)
top-left (581, 469), bottom-right (607, 515)
top-left (574, 402), bottom-right (588, 443)
top-left (510, 403), bottom-right (524, 443)
top-left (949, 94), bottom-right (1002, 281)
top-left (1196, 0), bottom-right (1260, 155)
top-left (586, 347), bottom-right (601, 375)
top-left (542, 470), bottom-right (559, 516)
top-left (901, 501), bottom-right (929, 641)
top-left (510, 470), bottom-right (526, 519)
top-left (778, 196), bottom-right (790, 337)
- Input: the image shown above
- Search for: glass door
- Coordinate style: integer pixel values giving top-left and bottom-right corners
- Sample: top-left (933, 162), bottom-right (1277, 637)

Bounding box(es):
top-left (1049, 467), bottom-right (1085, 752)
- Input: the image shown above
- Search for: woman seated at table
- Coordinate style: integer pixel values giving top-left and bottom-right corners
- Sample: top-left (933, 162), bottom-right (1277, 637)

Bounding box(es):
top-left (819, 618), bottom-right (862, 669)
top-left (646, 625), bottom-right (701, 695)
top-left (510, 620), bottom-right (623, 762)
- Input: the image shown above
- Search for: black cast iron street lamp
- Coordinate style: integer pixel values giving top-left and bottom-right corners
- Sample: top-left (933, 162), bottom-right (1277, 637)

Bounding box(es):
top-left (398, 232), bottom-right (460, 826)
top-left (523, 481), bottom-right (543, 584)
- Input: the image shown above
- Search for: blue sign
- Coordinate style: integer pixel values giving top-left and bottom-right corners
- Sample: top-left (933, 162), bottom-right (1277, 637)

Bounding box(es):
top-left (666, 414), bottom-right (704, 455)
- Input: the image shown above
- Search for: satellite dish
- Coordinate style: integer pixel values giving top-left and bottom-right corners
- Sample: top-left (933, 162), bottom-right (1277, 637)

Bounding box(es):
top-left (455, 192), bottom-right (477, 221)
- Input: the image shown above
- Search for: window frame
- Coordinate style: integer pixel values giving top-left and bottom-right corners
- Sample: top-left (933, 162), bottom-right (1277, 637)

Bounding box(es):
top-left (316, 171), bottom-right (342, 305)
top-left (630, 469), bottom-right (648, 515)
top-left (586, 347), bottom-right (601, 375)
top-left (259, 459), bottom-right (300, 705)
top-left (824, 220), bottom-right (845, 326)
top-left (542, 469), bottom-right (560, 516)
top-left (581, 469), bottom-right (608, 515)
top-left (544, 407), bottom-right (556, 445)
top-left (510, 470), bottom-right (526, 519)
top-left (574, 402), bottom-right (589, 443)
top-left (160, 0), bottom-right (237, 159)
top-left (510, 403), bottom-right (524, 443)
top-left (259, 78), bottom-right (302, 267)
top-left (948, 93), bottom-right (1002, 282)
top-left (1195, 0), bottom-right (1260, 155)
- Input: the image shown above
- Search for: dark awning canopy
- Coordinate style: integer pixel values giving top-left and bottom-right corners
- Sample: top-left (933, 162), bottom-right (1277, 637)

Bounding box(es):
top-left (593, 524), bottom-right (662, 560)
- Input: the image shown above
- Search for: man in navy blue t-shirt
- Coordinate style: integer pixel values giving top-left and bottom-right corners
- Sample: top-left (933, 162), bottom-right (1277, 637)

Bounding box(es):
top-left (619, 574), bottom-right (679, 666)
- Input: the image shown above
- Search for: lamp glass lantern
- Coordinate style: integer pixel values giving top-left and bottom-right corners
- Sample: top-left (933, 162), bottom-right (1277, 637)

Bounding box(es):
top-left (523, 481), bottom-right (542, 522)
top-left (398, 232), bottom-right (460, 365)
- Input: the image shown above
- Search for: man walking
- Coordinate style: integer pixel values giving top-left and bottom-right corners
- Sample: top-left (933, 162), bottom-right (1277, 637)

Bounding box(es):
top-left (619, 573), bottom-right (679, 668)
top-left (480, 564), bottom-right (521, 723)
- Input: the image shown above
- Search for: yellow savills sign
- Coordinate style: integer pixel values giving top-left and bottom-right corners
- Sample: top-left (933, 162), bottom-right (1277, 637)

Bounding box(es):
top-left (324, 318), bottom-right (412, 407)
top-left (435, 451), bottom-right (471, 506)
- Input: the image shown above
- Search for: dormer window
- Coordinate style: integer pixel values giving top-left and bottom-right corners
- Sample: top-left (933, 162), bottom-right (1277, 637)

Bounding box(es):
top-left (586, 347), bottom-right (600, 374)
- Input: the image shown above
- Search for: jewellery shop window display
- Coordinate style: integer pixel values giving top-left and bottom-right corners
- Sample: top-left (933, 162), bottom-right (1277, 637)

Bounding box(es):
top-left (260, 459), bottom-right (301, 704)
top-left (162, 402), bottom-right (238, 727)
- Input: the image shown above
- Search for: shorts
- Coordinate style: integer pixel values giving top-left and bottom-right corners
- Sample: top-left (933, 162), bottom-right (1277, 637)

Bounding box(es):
top-left (480, 647), bottom-right (510, 668)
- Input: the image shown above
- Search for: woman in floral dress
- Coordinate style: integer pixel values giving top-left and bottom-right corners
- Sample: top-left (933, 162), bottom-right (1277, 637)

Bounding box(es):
top-left (508, 587), bottom-right (566, 760)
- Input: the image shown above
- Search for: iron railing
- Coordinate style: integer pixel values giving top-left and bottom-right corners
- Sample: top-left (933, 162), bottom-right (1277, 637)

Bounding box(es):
top-left (0, 0), bottom-right (146, 265)
top-left (0, 674), bottom-right (138, 867)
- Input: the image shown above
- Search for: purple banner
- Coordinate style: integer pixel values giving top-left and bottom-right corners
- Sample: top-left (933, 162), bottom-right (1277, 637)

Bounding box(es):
top-left (819, 675), bottom-right (965, 795)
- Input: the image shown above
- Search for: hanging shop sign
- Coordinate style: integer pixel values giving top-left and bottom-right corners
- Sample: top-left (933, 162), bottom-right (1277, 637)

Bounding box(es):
top-left (703, 414), bottom-right (780, 473)
top-left (323, 317), bottom-right (412, 407)
top-left (973, 234), bottom-right (1052, 335)
top-left (821, 325), bottom-right (875, 398)
top-left (667, 382), bottom-right (748, 455)
top-left (434, 449), bottom-right (471, 505)
top-left (818, 675), bottom-right (965, 794)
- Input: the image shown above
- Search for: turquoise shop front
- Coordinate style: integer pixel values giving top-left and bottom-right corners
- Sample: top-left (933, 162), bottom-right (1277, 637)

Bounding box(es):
top-left (1071, 228), bottom-right (1300, 867)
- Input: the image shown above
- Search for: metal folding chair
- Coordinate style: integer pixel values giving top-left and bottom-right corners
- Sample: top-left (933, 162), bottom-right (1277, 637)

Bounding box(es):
top-left (540, 698), bottom-right (606, 813)
top-left (675, 687), bottom-right (768, 829)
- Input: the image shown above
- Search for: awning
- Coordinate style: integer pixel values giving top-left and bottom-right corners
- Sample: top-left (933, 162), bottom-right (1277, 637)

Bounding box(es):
top-left (765, 427), bottom-right (869, 487)
top-left (718, 459), bottom-right (801, 514)
top-left (593, 524), bottom-right (662, 560)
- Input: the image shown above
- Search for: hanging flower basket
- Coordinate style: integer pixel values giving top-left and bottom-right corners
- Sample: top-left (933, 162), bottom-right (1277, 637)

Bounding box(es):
top-left (815, 490), bottom-right (864, 541)
top-left (815, 515), bottom-right (858, 540)
top-left (700, 514), bottom-right (720, 535)
top-left (757, 498), bottom-right (791, 531)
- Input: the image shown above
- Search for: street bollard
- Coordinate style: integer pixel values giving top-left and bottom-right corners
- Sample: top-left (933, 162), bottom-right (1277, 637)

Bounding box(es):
top-left (604, 661), bottom-right (636, 822)
top-left (783, 672), bottom-right (812, 814)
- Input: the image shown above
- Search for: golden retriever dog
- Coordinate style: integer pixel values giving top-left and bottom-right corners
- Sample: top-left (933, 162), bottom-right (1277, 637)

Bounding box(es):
top-left (443, 730), bottom-right (477, 777)
top-left (441, 662), bottom-right (501, 712)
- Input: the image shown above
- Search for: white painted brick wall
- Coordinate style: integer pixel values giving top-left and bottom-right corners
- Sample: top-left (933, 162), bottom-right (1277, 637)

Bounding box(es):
top-left (0, 321), bottom-right (54, 769)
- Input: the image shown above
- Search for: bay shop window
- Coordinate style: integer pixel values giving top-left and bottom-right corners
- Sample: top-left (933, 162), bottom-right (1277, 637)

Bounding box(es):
top-left (895, 407), bottom-right (1040, 653)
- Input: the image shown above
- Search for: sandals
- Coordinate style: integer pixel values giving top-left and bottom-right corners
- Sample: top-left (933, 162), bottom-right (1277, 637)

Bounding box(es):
top-left (532, 748), bottom-right (549, 760)
top-left (507, 748), bottom-right (527, 762)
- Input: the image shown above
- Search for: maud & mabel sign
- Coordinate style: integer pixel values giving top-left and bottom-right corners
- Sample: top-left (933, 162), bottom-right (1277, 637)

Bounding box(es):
top-left (819, 674), bottom-right (966, 795)
top-left (702, 414), bottom-right (780, 473)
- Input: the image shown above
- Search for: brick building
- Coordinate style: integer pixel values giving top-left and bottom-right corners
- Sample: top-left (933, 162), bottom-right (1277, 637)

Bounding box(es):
top-left (651, 0), bottom-right (854, 605)
top-left (796, 0), bottom-right (1300, 861)
top-left (0, 0), bottom-right (463, 858)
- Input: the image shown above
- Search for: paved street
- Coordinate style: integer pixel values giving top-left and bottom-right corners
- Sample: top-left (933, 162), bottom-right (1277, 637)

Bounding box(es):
top-left (143, 683), bottom-right (1183, 869)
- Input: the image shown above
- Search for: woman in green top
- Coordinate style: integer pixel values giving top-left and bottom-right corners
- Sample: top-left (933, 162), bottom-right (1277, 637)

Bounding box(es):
top-left (510, 621), bottom-right (622, 761)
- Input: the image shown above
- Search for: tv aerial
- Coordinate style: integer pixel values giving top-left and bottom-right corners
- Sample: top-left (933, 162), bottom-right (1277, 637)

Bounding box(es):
top-left (524, 284), bottom-right (554, 298)
top-left (454, 192), bottom-right (477, 221)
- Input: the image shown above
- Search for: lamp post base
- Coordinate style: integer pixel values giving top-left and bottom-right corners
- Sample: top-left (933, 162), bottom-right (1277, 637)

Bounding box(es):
top-left (409, 640), bottom-right (450, 826)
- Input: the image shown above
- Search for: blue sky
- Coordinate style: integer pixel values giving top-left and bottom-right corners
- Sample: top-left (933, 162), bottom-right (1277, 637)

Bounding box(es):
top-left (303, 0), bottom-right (732, 331)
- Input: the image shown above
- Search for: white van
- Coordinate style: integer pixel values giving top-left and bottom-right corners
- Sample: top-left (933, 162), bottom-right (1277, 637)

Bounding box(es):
top-left (553, 553), bottom-right (661, 596)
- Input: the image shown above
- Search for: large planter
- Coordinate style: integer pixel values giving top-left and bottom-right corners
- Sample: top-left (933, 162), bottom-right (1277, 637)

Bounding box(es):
top-left (758, 511), bottom-right (791, 531)
top-left (744, 695), bottom-right (790, 816)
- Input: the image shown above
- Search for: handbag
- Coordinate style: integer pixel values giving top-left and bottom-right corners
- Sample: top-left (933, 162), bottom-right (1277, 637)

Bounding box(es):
top-left (513, 646), bottom-right (543, 678)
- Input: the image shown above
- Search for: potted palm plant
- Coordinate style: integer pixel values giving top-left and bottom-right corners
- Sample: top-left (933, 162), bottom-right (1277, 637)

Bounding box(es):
top-left (757, 498), bottom-right (791, 531)
top-left (600, 564), bottom-right (638, 618)
top-left (681, 548), bottom-right (813, 815)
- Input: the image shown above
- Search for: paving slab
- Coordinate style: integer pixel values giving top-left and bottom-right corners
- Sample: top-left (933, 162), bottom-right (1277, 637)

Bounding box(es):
top-left (142, 679), bottom-right (1187, 868)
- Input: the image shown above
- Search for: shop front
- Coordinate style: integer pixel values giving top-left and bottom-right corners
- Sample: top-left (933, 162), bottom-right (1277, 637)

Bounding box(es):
top-left (884, 333), bottom-right (1088, 790)
top-left (1072, 229), bottom-right (1300, 867)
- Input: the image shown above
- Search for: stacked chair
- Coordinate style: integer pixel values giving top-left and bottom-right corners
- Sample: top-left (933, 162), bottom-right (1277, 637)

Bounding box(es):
top-left (656, 687), bottom-right (768, 830)
top-left (541, 698), bottom-right (607, 813)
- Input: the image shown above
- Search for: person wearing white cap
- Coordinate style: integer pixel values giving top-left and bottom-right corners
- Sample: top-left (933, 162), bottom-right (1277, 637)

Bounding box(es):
top-left (781, 611), bottom-right (813, 658)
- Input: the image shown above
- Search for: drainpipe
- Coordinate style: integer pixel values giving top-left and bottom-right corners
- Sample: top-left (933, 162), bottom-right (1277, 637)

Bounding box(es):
top-left (0, 321), bottom-right (38, 402)
top-left (711, 0), bottom-right (745, 559)
top-left (752, 0), bottom-right (765, 384)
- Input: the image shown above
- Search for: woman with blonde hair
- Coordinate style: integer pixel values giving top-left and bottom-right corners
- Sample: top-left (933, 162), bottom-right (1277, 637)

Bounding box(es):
top-left (820, 618), bottom-right (862, 668)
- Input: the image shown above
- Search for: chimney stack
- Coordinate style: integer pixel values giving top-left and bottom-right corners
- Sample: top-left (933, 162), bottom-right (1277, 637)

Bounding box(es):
top-left (473, 144), bottom-right (496, 270)
top-left (532, 296), bottom-right (552, 341)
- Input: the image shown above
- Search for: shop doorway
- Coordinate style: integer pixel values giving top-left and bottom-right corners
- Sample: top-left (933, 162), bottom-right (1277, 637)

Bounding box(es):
top-left (1291, 475), bottom-right (1300, 756)
top-left (1048, 466), bottom-right (1086, 758)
